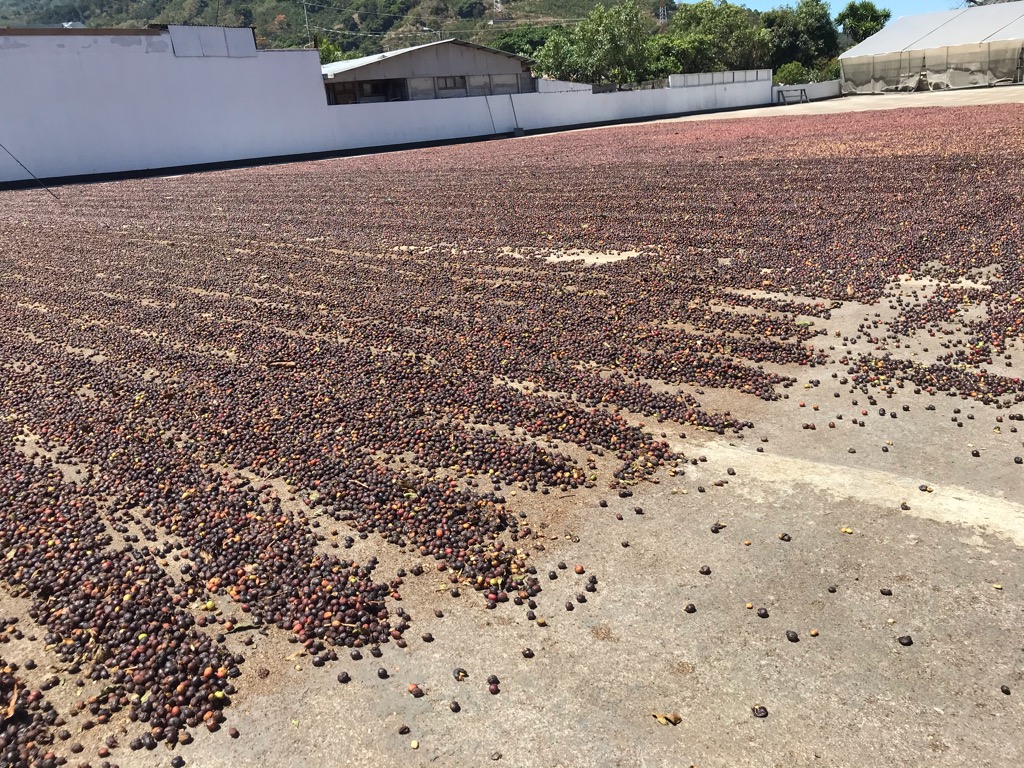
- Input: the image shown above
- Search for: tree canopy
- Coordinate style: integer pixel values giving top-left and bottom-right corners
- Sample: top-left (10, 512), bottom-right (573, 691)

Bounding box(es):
top-left (489, 25), bottom-right (563, 59)
top-left (835, 1), bottom-right (892, 44)
top-left (534, 0), bottom-right (655, 85)
top-left (666, 1), bottom-right (771, 72)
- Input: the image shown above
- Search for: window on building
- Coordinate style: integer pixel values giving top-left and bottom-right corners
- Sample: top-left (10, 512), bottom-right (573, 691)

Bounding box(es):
top-left (360, 81), bottom-right (387, 98)
top-left (437, 76), bottom-right (467, 90)
top-left (326, 78), bottom-right (408, 105)
top-left (327, 82), bottom-right (357, 105)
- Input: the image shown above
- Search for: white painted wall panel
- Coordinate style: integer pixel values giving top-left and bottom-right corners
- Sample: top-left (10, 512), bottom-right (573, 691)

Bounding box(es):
top-left (198, 27), bottom-right (229, 57)
top-left (484, 95), bottom-right (519, 134)
top-left (510, 80), bottom-right (771, 132)
top-left (0, 34), bottom-right (329, 181)
top-left (168, 26), bottom-right (203, 57)
top-left (224, 27), bottom-right (257, 57)
top-left (323, 98), bottom-right (498, 149)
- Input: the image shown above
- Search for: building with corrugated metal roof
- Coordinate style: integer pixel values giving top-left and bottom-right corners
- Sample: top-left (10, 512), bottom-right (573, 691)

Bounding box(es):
top-left (839, 0), bottom-right (1024, 93)
top-left (321, 39), bottom-right (534, 104)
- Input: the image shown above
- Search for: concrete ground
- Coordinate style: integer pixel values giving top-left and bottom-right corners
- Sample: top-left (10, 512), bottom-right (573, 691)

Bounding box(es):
top-left (170, 400), bottom-right (1024, 768)
top-left (2, 88), bottom-right (1023, 768)
top-left (95, 337), bottom-right (1024, 768)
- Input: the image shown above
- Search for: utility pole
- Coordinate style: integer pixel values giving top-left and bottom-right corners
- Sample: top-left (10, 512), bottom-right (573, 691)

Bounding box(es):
top-left (303, 2), bottom-right (312, 47)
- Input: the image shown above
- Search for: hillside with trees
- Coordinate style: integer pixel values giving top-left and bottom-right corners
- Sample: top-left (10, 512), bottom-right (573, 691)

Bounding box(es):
top-left (0, 0), bottom-right (891, 82)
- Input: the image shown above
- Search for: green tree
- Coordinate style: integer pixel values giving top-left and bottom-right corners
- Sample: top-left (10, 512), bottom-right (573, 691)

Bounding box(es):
top-left (535, 0), bottom-right (655, 86)
top-left (647, 33), bottom-right (709, 77)
top-left (762, 8), bottom-right (802, 70)
top-left (774, 60), bottom-right (809, 84)
top-left (813, 57), bottom-right (841, 80)
top-left (763, 0), bottom-right (839, 70)
top-left (453, 0), bottom-right (486, 19)
top-left (319, 39), bottom-right (345, 65)
top-left (665, 0), bottom-right (770, 71)
top-left (795, 0), bottom-right (839, 62)
top-left (533, 29), bottom-right (579, 81)
top-left (835, 1), bottom-right (891, 44)
top-left (490, 25), bottom-right (561, 58)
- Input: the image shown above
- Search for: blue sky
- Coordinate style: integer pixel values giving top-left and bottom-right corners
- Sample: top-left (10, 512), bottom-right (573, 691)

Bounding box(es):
top-left (738, 1), bottom-right (968, 19)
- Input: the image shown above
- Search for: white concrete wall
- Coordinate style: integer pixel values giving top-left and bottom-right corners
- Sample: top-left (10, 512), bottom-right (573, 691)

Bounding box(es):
top-left (670, 69), bottom-right (772, 88)
top-left (536, 79), bottom-right (593, 93)
top-left (0, 31), bottom-right (776, 184)
top-left (0, 31), bottom-right (328, 182)
top-left (510, 80), bottom-right (771, 131)
top-left (771, 80), bottom-right (842, 102)
top-left (322, 97), bottom-right (504, 149)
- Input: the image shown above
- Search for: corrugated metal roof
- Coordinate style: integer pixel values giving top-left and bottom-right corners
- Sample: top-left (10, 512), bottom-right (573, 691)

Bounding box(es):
top-left (321, 39), bottom-right (530, 77)
top-left (840, 0), bottom-right (1024, 59)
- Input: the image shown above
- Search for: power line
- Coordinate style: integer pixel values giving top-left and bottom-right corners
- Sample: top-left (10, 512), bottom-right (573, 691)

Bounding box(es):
top-left (0, 139), bottom-right (59, 201)
top-left (303, 1), bottom-right (443, 23)
top-left (312, 17), bottom-right (580, 41)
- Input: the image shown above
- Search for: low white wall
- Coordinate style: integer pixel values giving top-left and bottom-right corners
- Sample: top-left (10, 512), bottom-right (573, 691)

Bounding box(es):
top-left (536, 79), bottom-right (593, 93)
top-left (0, 30), bottom-right (775, 184)
top-left (511, 80), bottom-right (770, 131)
top-left (771, 79), bottom-right (842, 103)
top-left (669, 69), bottom-right (772, 88)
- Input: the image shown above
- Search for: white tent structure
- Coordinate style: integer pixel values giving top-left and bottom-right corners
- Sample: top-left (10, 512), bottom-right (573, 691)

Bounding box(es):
top-left (839, 1), bottom-right (1024, 93)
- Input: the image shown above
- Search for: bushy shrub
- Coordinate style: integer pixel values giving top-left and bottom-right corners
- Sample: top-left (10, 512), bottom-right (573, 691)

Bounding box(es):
top-left (774, 61), bottom-right (810, 85)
